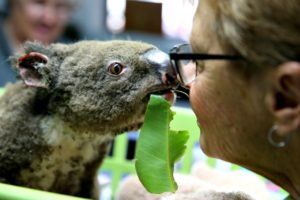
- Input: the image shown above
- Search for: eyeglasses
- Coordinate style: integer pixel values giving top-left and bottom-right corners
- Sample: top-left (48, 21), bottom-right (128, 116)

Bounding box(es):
top-left (169, 44), bottom-right (243, 88)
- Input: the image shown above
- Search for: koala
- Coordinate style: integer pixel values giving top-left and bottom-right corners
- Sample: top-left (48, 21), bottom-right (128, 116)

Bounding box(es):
top-left (0, 40), bottom-right (176, 199)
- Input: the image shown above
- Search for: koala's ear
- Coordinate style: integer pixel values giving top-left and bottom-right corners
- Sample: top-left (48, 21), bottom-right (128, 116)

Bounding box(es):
top-left (17, 52), bottom-right (49, 88)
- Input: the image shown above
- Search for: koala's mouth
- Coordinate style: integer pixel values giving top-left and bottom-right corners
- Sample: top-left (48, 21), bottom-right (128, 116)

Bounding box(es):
top-left (117, 89), bottom-right (175, 134)
top-left (151, 89), bottom-right (176, 104)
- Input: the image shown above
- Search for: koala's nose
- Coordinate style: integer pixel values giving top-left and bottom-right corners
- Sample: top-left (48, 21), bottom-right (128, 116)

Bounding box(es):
top-left (143, 49), bottom-right (178, 86)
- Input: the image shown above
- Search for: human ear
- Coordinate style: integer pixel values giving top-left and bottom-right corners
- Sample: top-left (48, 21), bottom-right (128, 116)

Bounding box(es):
top-left (266, 62), bottom-right (300, 136)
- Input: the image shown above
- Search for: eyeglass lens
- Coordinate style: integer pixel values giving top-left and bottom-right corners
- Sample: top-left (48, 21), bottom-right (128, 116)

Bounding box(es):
top-left (177, 60), bottom-right (196, 85)
top-left (176, 44), bottom-right (197, 85)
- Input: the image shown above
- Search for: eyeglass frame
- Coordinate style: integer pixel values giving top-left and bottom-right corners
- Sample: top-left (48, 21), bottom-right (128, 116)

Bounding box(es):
top-left (169, 43), bottom-right (244, 87)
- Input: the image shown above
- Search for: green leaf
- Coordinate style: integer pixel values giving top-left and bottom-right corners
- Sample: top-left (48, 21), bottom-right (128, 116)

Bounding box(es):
top-left (135, 95), bottom-right (189, 194)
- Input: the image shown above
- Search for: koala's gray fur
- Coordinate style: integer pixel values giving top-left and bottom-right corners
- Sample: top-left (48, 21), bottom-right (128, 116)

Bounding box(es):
top-left (0, 40), bottom-right (174, 198)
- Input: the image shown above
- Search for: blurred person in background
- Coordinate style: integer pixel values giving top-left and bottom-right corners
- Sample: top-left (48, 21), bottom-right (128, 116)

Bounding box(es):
top-left (0, 0), bottom-right (81, 86)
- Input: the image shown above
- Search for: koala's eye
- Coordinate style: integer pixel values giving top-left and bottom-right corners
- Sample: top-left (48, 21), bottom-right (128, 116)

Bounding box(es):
top-left (107, 62), bottom-right (126, 75)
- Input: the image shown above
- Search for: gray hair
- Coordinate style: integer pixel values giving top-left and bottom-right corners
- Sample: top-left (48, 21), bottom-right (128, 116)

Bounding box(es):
top-left (209, 0), bottom-right (300, 67)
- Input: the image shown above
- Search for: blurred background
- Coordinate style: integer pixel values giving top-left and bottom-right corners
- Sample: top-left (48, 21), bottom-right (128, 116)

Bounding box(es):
top-left (0, 0), bottom-right (196, 51)
top-left (74, 0), bottom-right (195, 51)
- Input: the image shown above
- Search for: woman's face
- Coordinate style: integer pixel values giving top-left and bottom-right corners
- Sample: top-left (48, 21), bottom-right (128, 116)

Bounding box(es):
top-left (189, 0), bottom-right (273, 164)
top-left (10, 0), bottom-right (73, 44)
